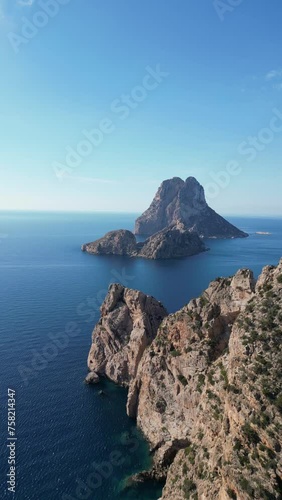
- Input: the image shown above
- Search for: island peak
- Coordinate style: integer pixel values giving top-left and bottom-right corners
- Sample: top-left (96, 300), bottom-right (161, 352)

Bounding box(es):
top-left (135, 176), bottom-right (248, 239)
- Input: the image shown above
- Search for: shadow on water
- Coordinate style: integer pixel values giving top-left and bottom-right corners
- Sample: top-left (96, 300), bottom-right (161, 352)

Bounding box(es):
top-left (116, 479), bottom-right (164, 500)
top-left (86, 378), bottom-right (163, 500)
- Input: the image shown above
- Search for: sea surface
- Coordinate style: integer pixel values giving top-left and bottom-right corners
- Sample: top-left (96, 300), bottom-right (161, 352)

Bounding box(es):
top-left (0, 212), bottom-right (281, 500)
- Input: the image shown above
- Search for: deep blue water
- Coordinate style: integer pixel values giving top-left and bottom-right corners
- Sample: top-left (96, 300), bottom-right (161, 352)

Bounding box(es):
top-left (0, 212), bottom-right (281, 500)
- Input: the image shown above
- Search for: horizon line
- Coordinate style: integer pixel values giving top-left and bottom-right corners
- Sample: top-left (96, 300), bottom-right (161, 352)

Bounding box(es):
top-left (0, 209), bottom-right (281, 219)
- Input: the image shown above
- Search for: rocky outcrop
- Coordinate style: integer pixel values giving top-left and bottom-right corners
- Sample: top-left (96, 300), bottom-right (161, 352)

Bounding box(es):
top-left (84, 372), bottom-right (100, 384)
top-left (87, 259), bottom-right (282, 499)
top-left (138, 222), bottom-right (207, 259)
top-left (126, 267), bottom-right (256, 436)
top-left (81, 229), bottom-right (137, 256)
top-left (135, 176), bottom-right (248, 239)
top-left (82, 224), bottom-right (207, 260)
top-left (87, 283), bottom-right (168, 385)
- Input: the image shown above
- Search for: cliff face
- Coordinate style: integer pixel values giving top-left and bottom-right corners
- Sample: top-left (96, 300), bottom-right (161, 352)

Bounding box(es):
top-left (87, 259), bottom-right (282, 499)
top-left (158, 261), bottom-right (282, 500)
top-left (135, 177), bottom-right (186, 236)
top-left (87, 284), bottom-right (168, 385)
top-left (135, 176), bottom-right (248, 239)
top-left (82, 224), bottom-right (207, 260)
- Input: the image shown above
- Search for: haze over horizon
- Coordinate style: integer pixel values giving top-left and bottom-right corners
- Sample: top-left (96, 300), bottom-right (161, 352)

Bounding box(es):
top-left (1, 0), bottom-right (282, 216)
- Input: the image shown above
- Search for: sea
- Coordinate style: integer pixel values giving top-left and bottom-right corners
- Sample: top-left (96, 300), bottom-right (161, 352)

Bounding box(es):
top-left (0, 212), bottom-right (281, 500)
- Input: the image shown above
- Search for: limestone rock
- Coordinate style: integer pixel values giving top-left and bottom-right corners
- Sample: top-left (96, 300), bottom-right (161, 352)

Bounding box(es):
top-left (138, 223), bottom-right (207, 259)
top-left (130, 259), bottom-right (282, 499)
top-left (81, 229), bottom-right (137, 256)
top-left (87, 283), bottom-right (168, 385)
top-left (85, 372), bottom-right (100, 384)
top-left (87, 259), bottom-right (282, 499)
top-left (82, 224), bottom-right (207, 260)
top-left (135, 176), bottom-right (248, 239)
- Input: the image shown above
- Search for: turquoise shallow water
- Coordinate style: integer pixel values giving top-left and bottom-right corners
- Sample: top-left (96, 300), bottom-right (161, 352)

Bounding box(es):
top-left (0, 211), bottom-right (281, 499)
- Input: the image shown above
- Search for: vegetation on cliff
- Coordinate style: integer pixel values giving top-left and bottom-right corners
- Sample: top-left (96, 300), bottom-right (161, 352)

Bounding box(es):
top-left (87, 259), bottom-right (282, 499)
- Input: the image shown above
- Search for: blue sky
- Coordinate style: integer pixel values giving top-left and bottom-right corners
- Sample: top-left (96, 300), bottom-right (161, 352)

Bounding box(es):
top-left (0, 0), bottom-right (282, 215)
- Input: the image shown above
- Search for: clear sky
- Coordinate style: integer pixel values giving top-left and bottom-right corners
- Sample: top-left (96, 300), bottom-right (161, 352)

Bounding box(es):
top-left (0, 0), bottom-right (282, 215)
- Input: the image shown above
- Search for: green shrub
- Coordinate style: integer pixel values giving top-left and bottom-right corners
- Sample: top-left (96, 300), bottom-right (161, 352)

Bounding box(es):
top-left (171, 349), bottom-right (181, 357)
top-left (185, 346), bottom-right (193, 353)
top-left (155, 398), bottom-right (167, 413)
top-left (178, 374), bottom-right (188, 386)
top-left (183, 478), bottom-right (196, 497)
top-left (199, 296), bottom-right (209, 307)
top-left (219, 363), bottom-right (228, 387)
top-left (197, 430), bottom-right (204, 440)
top-left (238, 450), bottom-right (250, 467)
top-left (207, 370), bottom-right (215, 385)
top-left (234, 438), bottom-right (242, 451)
top-left (227, 384), bottom-right (241, 394)
top-left (227, 488), bottom-right (237, 499)
top-left (196, 374), bottom-right (205, 392)
top-left (239, 478), bottom-right (253, 495)
top-left (242, 422), bottom-right (260, 444)
top-left (184, 444), bottom-right (196, 464)
top-left (213, 406), bottom-right (221, 420)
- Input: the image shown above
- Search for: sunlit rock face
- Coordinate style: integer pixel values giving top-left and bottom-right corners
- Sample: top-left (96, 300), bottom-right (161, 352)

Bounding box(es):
top-left (135, 176), bottom-right (248, 239)
top-left (88, 259), bottom-right (282, 499)
top-left (87, 283), bottom-right (168, 385)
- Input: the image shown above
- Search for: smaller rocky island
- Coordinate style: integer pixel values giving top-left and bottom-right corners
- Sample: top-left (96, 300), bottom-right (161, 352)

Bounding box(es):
top-left (82, 229), bottom-right (137, 256)
top-left (81, 223), bottom-right (207, 260)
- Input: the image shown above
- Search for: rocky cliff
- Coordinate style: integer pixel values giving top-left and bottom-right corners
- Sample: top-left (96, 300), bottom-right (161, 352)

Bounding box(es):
top-left (135, 176), bottom-right (248, 239)
top-left (87, 283), bottom-right (168, 385)
top-left (87, 259), bottom-right (282, 499)
top-left (82, 224), bottom-right (207, 260)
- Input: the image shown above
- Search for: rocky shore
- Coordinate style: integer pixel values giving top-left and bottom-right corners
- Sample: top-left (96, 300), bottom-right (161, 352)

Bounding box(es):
top-left (86, 259), bottom-right (282, 499)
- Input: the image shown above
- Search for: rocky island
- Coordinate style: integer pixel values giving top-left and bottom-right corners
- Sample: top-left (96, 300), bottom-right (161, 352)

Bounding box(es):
top-left (82, 176), bottom-right (247, 260)
top-left (82, 223), bottom-right (207, 260)
top-left (135, 176), bottom-right (248, 239)
top-left (86, 259), bottom-right (282, 499)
